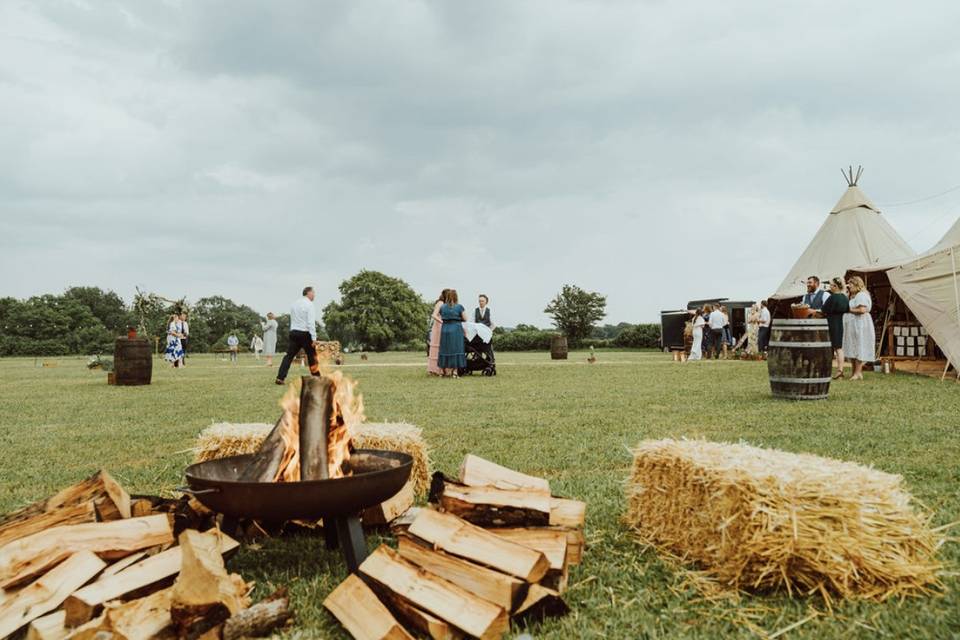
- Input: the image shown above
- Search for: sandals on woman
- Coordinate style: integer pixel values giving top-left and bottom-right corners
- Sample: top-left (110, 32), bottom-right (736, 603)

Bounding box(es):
top-left (832, 371), bottom-right (845, 380)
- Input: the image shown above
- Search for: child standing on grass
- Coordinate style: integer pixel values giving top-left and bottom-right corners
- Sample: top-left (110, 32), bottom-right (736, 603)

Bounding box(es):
top-left (227, 333), bottom-right (239, 364)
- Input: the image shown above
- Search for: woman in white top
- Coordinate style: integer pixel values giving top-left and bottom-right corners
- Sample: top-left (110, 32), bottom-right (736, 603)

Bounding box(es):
top-left (842, 276), bottom-right (875, 381)
top-left (261, 313), bottom-right (278, 366)
top-left (163, 314), bottom-right (185, 368)
top-left (687, 307), bottom-right (706, 361)
top-left (251, 335), bottom-right (264, 360)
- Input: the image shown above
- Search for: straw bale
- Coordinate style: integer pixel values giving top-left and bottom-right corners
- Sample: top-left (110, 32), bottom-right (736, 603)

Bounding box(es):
top-left (193, 421), bottom-right (431, 497)
top-left (624, 439), bottom-right (943, 601)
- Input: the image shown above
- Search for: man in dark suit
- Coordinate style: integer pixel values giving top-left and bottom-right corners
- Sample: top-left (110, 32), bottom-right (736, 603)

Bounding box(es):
top-left (474, 294), bottom-right (494, 329)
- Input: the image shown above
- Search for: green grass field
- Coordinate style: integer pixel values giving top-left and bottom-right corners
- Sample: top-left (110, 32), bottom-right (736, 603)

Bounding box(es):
top-left (1, 351), bottom-right (958, 639)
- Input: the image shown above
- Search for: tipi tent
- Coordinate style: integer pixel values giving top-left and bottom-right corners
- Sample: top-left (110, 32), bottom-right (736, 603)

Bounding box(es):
top-left (887, 244), bottom-right (960, 376)
top-left (929, 217), bottom-right (960, 254)
top-left (772, 167), bottom-right (915, 300)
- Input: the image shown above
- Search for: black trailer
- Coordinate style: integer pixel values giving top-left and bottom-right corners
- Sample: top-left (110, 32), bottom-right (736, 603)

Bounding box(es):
top-left (660, 309), bottom-right (691, 351)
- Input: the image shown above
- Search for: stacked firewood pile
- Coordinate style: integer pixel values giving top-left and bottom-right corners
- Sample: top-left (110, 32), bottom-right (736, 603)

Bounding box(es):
top-left (325, 455), bottom-right (586, 639)
top-left (0, 471), bottom-right (292, 640)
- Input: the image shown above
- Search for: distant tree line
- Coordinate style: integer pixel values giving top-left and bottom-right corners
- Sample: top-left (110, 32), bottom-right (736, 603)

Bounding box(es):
top-left (0, 275), bottom-right (658, 356)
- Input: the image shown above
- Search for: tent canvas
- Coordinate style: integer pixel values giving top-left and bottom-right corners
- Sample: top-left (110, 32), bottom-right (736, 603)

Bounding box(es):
top-left (929, 217), bottom-right (960, 254)
top-left (772, 179), bottom-right (915, 299)
top-left (887, 245), bottom-right (960, 374)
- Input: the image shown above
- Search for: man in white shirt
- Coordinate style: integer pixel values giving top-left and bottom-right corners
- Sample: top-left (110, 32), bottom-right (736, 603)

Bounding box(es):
top-left (179, 312), bottom-right (190, 365)
top-left (276, 286), bottom-right (321, 384)
top-left (758, 300), bottom-right (772, 353)
top-left (707, 305), bottom-right (727, 359)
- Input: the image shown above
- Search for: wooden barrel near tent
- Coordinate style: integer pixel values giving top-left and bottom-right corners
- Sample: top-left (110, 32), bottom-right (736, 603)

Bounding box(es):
top-left (113, 337), bottom-right (153, 386)
top-left (550, 335), bottom-right (568, 360)
top-left (766, 319), bottom-right (832, 400)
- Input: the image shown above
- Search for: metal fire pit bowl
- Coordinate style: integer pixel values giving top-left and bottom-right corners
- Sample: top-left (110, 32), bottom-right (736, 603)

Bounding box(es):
top-left (181, 449), bottom-right (412, 572)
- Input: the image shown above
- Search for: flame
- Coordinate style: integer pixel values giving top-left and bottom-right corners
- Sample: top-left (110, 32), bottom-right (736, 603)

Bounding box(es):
top-left (271, 370), bottom-right (365, 482)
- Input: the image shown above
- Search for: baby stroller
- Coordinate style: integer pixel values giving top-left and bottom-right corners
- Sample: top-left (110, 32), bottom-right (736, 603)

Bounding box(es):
top-left (459, 322), bottom-right (496, 376)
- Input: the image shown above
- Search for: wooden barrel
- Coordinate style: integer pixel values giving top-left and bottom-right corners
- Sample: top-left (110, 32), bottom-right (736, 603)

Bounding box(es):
top-left (550, 335), bottom-right (568, 360)
top-left (767, 319), bottom-right (832, 400)
top-left (113, 337), bottom-right (153, 386)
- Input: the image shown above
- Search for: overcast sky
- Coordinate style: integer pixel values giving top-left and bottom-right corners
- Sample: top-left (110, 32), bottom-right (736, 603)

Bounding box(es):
top-left (2, 1), bottom-right (959, 326)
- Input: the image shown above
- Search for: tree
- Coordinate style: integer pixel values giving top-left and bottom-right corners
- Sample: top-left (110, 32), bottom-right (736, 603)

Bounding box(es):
top-left (323, 270), bottom-right (430, 351)
top-left (543, 285), bottom-right (607, 345)
top-left (190, 296), bottom-right (264, 352)
top-left (62, 287), bottom-right (133, 335)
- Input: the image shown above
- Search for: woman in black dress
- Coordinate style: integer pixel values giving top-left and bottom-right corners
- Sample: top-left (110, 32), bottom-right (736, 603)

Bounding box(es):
top-left (819, 277), bottom-right (850, 379)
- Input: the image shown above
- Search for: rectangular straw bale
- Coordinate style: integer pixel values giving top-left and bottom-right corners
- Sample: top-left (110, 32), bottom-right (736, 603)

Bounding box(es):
top-left (193, 421), bottom-right (431, 497)
top-left (624, 439), bottom-right (943, 601)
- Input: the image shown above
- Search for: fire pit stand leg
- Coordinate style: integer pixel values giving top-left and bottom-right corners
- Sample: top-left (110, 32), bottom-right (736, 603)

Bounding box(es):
top-left (326, 515), bottom-right (367, 572)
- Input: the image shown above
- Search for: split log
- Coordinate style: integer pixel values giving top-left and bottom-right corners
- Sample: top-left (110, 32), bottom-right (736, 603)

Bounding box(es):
top-left (0, 503), bottom-right (97, 549)
top-left (359, 545), bottom-right (507, 640)
top-left (363, 481), bottom-right (415, 527)
top-left (0, 514), bottom-right (173, 589)
top-left (222, 589), bottom-right (292, 640)
top-left (0, 470), bottom-right (131, 547)
top-left (170, 530), bottom-right (250, 639)
top-left (323, 574), bottom-right (413, 640)
top-left (513, 584), bottom-right (568, 622)
top-left (66, 587), bottom-right (173, 640)
top-left (549, 498), bottom-right (586, 528)
top-left (0, 551), bottom-right (106, 638)
top-left (236, 416), bottom-right (287, 483)
top-left (431, 478), bottom-right (550, 527)
top-left (130, 499), bottom-right (154, 518)
top-left (25, 610), bottom-right (68, 640)
top-left (298, 376), bottom-right (335, 481)
top-left (408, 509), bottom-right (549, 583)
top-left (487, 528), bottom-right (567, 572)
top-left (99, 551), bottom-right (148, 578)
top-left (458, 455), bottom-right (550, 494)
top-left (396, 536), bottom-right (525, 611)
top-left (63, 530), bottom-right (238, 626)
top-left (365, 583), bottom-right (460, 640)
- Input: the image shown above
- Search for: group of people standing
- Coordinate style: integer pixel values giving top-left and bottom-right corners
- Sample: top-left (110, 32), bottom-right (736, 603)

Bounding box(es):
top-left (427, 291), bottom-right (494, 377)
top-left (688, 303), bottom-right (771, 360)
top-left (803, 275), bottom-right (875, 381)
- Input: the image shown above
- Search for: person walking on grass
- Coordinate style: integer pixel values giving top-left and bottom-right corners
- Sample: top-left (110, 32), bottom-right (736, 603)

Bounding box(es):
top-left (842, 276), bottom-right (874, 381)
top-left (261, 312), bottom-right (278, 366)
top-left (438, 289), bottom-right (468, 377)
top-left (276, 286), bottom-right (321, 384)
top-left (708, 304), bottom-right (726, 359)
top-left (251, 334), bottom-right (264, 360)
top-left (227, 333), bottom-right (239, 364)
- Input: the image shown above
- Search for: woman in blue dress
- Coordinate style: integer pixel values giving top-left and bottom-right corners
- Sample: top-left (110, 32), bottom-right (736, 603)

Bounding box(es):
top-left (438, 289), bottom-right (468, 377)
top-left (164, 314), bottom-right (185, 368)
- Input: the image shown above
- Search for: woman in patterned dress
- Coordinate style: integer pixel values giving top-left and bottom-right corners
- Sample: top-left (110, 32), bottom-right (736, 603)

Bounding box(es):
top-left (164, 314), bottom-right (185, 368)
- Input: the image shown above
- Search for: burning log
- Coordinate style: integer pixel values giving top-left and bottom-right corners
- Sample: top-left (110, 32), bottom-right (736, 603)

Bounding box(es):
top-left (396, 535), bottom-right (525, 611)
top-left (237, 416), bottom-right (288, 483)
top-left (359, 545), bottom-right (508, 640)
top-left (323, 574), bottom-right (414, 640)
top-left (299, 376), bottom-right (337, 481)
top-left (458, 455), bottom-right (550, 494)
top-left (63, 530), bottom-right (238, 626)
top-left (407, 509), bottom-right (549, 583)
top-left (430, 476), bottom-right (551, 528)
top-left (222, 589), bottom-right (292, 640)
top-left (0, 551), bottom-right (106, 639)
top-left (169, 530), bottom-right (250, 639)
top-left (0, 514), bottom-right (173, 589)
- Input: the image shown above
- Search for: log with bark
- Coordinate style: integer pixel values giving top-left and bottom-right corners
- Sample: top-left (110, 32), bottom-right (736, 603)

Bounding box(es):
top-left (0, 551), bottom-right (106, 639)
top-left (169, 530), bottom-right (250, 639)
top-left (407, 509), bottom-right (549, 583)
top-left (236, 415), bottom-right (288, 483)
top-left (0, 514), bottom-right (173, 589)
top-left (396, 536), bottom-right (525, 611)
top-left (63, 530), bottom-right (238, 626)
top-left (323, 575), bottom-right (413, 640)
top-left (359, 545), bottom-right (508, 640)
top-left (457, 455), bottom-right (550, 494)
top-left (298, 376), bottom-right (336, 481)
top-left (222, 589), bottom-right (292, 640)
top-left (430, 476), bottom-right (551, 528)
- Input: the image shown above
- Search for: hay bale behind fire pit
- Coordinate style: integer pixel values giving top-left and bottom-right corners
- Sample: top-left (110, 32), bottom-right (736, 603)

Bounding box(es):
top-left (624, 439), bottom-right (944, 601)
top-left (193, 421), bottom-right (431, 497)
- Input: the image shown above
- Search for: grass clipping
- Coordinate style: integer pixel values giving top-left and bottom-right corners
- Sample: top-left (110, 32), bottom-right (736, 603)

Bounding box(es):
top-left (194, 421), bottom-right (431, 497)
top-left (624, 439), bottom-right (944, 601)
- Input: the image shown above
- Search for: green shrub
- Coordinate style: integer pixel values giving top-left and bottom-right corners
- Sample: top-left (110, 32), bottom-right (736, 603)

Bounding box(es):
top-left (613, 324), bottom-right (661, 349)
top-left (493, 330), bottom-right (557, 351)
